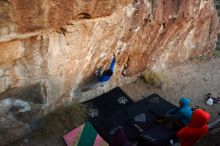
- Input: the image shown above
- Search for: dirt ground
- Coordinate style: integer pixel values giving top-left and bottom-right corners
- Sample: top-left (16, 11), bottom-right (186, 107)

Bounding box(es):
top-left (10, 57), bottom-right (220, 146)
top-left (123, 57), bottom-right (220, 122)
top-left (122, 57), bottom-right (220, 146)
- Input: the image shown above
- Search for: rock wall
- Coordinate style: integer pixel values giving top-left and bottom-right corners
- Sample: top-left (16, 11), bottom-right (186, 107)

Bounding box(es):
top-left (0, 0), bottom-right (219, 145)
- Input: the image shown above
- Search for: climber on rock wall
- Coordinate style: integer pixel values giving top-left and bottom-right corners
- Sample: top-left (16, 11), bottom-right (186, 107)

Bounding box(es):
top-left (96, 53), bottom-right (116, 82)
top-left (80, 54), bottom-right (116, 92)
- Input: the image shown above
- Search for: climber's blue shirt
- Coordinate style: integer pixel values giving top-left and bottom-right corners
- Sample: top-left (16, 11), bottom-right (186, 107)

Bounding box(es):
top-left (167, 97), bottom-right (192, 125)
top-left (98, 57), bottom-right (116, 82)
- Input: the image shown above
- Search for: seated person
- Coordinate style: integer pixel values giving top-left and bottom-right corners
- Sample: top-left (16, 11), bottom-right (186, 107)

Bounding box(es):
top-left (206, 93), bottom-right (220, 105)
top-left (96, 54), bottom-right (116, 82)
top-left (162, 97), bottom-right (192, 127)
top-left (177, 109), bottom-right (210, 146)
top-left (109, 127), bottom-right (132, 146)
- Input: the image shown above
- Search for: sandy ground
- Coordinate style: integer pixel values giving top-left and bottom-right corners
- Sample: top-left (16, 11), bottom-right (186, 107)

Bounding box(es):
top-left (10, 57), bottom-right (220, 146)
top-left (123, 57), bottom-right (220, 122)
top-left (122, 57), bottom-right (220, 146)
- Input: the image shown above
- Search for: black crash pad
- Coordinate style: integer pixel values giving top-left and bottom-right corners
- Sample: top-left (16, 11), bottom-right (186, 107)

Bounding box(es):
top-left (85, 89), bottom-right (177, 145)
top-left (139, 126), bottom-right (175, 146)
top-left (85, 87), bottom-right (134, 117)
top-left (84, 87), bottom-right (134, 142)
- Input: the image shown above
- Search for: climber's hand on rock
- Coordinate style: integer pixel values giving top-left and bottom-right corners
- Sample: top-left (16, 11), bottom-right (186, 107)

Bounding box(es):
top-left (113, 53), bottom-right (116, 57)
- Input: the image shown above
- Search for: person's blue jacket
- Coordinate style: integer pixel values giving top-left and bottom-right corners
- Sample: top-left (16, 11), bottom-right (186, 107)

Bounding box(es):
top-left (98, 56), bottom-right (116, 82)
top-left (167, 97), bottom-right (192, 125)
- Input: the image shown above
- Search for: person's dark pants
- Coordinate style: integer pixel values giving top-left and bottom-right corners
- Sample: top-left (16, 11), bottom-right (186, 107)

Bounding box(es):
top-left (109, 128), bottom-right (132, 146)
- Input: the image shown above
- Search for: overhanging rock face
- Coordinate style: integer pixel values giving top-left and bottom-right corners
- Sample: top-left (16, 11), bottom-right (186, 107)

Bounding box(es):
top-left (0, 0), bottom-right (219, 145)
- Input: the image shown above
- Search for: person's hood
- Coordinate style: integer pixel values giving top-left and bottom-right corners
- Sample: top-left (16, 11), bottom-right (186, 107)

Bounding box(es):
top-left (189, 109), bottom-right (210, 128)
top-left (180, 97), bottom-right (190, 107)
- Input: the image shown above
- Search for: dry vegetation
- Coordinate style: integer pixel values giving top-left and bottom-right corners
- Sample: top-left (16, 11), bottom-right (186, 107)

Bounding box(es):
top-left (142, 71), bottom-right (165, 88)
top-left (37, 102), bottom-right (88, 138)
top-left (214, 50), bottom-right (220, 57)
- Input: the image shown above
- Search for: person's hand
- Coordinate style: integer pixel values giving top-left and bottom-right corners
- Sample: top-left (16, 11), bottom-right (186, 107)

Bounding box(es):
top-left (18, 109), bottom-right (24, 113)
top-left (14, 110), bottom-right (20, 114)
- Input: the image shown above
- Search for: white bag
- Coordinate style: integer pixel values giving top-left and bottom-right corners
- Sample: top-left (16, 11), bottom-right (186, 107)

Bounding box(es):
top-left (207, 98), bottom-right (214, 106)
